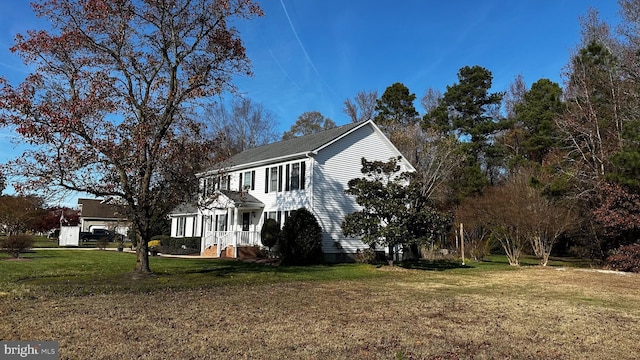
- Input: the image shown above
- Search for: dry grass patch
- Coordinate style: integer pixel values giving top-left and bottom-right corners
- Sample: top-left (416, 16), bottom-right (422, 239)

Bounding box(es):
top-left (1, 266), bottom-right (639, 359)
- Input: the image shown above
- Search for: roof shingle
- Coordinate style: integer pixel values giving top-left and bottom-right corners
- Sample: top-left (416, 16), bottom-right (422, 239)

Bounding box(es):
top-left (218, 122), bottom-right (363, 170)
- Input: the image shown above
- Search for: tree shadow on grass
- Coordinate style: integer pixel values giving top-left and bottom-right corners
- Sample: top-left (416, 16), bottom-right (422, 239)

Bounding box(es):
top-left (396, 260), bottom-right (472, 271)
top-left (183, 259), bottom-right (343, 276)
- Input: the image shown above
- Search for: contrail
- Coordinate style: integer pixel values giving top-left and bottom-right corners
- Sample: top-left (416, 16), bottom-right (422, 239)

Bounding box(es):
top-left (279, 0), bottom-right (321, 78)
top-left (266, 45), bottom-right (302, 90)
top-left (279, 0), bottom-right (336, 97)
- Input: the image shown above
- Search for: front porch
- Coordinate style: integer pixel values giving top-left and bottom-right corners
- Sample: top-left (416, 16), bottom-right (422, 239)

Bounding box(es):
top-left (201, 230), bottom-right (262, 258)
top-left (200, 189), bottom-right (265, 258)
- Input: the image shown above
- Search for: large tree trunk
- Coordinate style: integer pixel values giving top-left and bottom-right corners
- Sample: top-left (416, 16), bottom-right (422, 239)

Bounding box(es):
top-left (388, 244), bottom-right (395, 266)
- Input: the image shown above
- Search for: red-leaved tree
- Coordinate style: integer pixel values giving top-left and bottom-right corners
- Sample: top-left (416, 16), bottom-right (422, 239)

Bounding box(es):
top-left (0, 0), bottom-right (262, 273)
top-left (592, 182), bottom-right (640, 250)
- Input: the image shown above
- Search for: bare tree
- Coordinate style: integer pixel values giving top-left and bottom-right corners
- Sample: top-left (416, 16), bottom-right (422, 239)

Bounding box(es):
top-left (206, 96), bottom-right (278, 158)
top-left (503, 74), bottom-right (527, 119)
top-left (455, 201), bottom-right (492, 261)
top-left (514, 167), bottom-right (578, 266)
top-left (390, 125), bottom-right (463, 204)
top-left (0, 0), bottom-right (263, 274)
top-left (343, 90), bottom-right (378, 123)
top-left (420, 87), bottom-right (442, 115)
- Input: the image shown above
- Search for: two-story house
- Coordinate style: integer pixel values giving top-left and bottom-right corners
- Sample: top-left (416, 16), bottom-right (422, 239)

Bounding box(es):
top-left (169, 119), bottom-right (415, 262)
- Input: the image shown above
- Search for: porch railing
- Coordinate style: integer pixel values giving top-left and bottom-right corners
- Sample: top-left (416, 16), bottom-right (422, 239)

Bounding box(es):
top-left (202, 231), bottom-right (262, 256)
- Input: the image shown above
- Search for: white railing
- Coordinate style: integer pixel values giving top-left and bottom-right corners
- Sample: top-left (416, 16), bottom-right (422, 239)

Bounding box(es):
top-left (202, 231), bottom-right (217, 251)
top-left (203, 231), bottom-right (262, 256)
top-left (216, 231), bottom-right (233, 256)
top-left (237, 231), bottom-right (261, 246)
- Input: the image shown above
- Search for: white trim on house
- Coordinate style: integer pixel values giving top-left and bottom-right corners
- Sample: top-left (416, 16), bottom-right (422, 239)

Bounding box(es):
top-left (168, 120), bottom-right (414, 262)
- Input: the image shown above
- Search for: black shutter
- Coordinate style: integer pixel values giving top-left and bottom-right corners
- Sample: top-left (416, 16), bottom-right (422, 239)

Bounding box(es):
top-left (278, 165), bottom-right (283, 192)
top-left (239, 173), bottom-right (243, 191)
top-left (265, 168), bottom-right (269, 193)
top-left (277, 211), bottom-right (282, 225)
top-left (301, 161), bottom-right (306, 190)
top-left (285, 164), bottom-right (290, 191)
top-left (251, 171), bottom-right (255, 190)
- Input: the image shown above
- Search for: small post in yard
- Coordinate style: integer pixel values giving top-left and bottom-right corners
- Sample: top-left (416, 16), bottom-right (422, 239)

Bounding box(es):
top-left (460, 222), bottom-right (465, 266)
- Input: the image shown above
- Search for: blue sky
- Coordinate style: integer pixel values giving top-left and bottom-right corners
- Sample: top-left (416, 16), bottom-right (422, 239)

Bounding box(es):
top-left (0, 1), bottom-right (621, 205)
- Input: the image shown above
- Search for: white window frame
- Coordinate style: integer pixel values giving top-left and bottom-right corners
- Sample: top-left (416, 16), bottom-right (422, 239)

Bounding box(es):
top-left (177, 217), bottom-right (186, 237)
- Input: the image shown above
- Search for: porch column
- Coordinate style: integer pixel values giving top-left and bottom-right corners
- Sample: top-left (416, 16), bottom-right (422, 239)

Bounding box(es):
top-left (234, 207), bottom-right (240, 258)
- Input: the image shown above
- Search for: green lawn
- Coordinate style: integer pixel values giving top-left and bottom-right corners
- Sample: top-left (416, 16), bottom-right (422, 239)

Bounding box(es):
top-left (1, 250), bottom-right (639, 359)
top-left (0, 249), bottom-right (386, 297)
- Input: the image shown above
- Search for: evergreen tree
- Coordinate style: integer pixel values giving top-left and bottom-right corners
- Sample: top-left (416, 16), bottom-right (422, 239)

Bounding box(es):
top-left (509, 78), bottom-right (564, 166)
top-left (427, 65), bottom-right (505, 199)
top-left (374, 82), bottom-right (419, 128)
top-left (342, 157), bottom-right (449, 262)
top-left (282, 111), bottom-right (336, 140)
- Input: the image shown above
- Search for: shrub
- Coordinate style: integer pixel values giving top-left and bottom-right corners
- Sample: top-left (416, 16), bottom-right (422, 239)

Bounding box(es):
top-left (260, 218), bottom-right (280, 252)
top-left (170, 237), bottom-right (200, 250)
top-left (151, 236), bottom-right (200, 255)
top-left (354, 248), bottom-right (377, 264)
top-left (153, 235), bottom-right (173, 247)
top-left (148, 240), bottom-right (161, 252)
top-left (1, 234), bottom-right (34, 258)
top-left (96, 236), bottom-right (109, 250)
top-left (606, 243), bottom-right (640, 272)
top-left (277, 208), bottom-right (323, 265)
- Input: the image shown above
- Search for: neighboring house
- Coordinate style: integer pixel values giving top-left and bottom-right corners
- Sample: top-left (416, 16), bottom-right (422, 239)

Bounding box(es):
top-left (78, 198), bottom-right (129, 237)
top-left (169, 120), bottom-right (415, 262)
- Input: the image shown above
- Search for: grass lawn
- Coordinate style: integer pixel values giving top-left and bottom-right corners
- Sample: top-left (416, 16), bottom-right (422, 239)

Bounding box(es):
top-left (1, 250), bottom-right (639, 359)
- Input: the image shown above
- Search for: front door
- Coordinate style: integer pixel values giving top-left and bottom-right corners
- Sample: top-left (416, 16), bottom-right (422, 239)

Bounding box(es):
top-left (242, 212), bottom-right (250, 231)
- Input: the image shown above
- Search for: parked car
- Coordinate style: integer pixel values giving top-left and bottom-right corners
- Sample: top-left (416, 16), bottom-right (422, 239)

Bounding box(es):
top-left (80, 229), bottom-right (115, 242)
top-left (47, 229), bottom-right (60, 239)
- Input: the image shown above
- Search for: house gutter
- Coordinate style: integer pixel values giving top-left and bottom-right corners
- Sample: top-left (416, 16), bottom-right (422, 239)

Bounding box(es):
top-left (198, 151), bottom-right (314, 177)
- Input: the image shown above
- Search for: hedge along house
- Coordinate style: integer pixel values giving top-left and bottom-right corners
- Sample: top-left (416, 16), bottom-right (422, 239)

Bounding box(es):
top-left (169, 120), bottom-right (415, 262)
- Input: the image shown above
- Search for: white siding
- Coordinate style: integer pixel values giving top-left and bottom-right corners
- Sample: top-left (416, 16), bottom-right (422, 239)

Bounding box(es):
top-left (170, 215), bottom-right (198, 238)
top-left (198, 159), bottom-right (312, 231)
top-left (311, 123), bottom-right (412, 255)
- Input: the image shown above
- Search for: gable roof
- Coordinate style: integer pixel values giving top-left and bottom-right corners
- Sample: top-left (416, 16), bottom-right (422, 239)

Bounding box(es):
top-left (207, 121), bottom-right (364, 173)
top-left (78, 198), bottom-right (126, 219)
top-left (218, 190), bottom-right (264, 208)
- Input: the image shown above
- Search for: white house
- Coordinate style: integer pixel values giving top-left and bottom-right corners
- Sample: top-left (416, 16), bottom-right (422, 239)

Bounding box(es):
top-left (169, 120), bottom-right (415, 262)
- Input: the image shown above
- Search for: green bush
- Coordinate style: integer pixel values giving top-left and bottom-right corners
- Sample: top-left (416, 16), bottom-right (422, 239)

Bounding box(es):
top-left (354, 248), bottom-right (378, 264)
top-left (152, 236), bottom-right (200, 255)
top-left (276, 208), bottom-right (323, 265)
top-left (152, 235), bottom-right (173, 247)
top-left (260, 218), bottom-right (280, 252)
top-left (1, 234), bottom-right (34, 258)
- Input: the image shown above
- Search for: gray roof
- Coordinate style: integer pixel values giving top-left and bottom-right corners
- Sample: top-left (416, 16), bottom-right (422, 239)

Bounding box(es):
top-left (170, 202), bottom-right (198, 215)
top-left (219, 190), bottom-right (264, 207)
top-left (217, 121), bottom-right (363, 170)
top-left (78, 198), bottom-right (126, 219)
